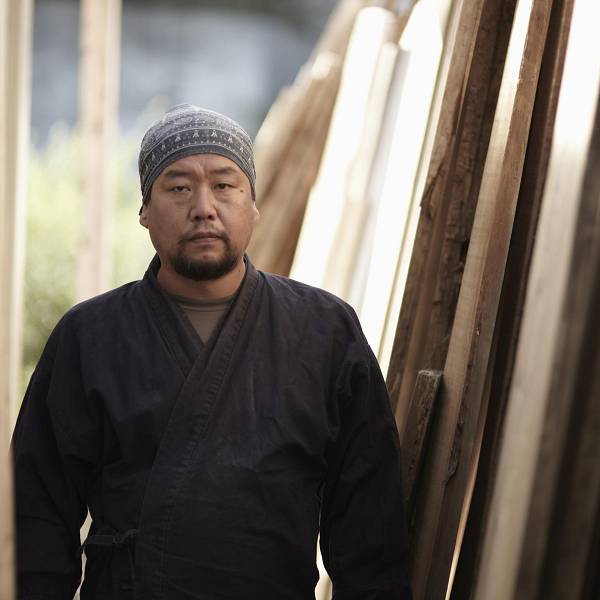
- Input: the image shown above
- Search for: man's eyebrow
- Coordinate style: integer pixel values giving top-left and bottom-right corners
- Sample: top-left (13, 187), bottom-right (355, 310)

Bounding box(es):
top-left (209, 166), bottom-right (241, 177)
top-left (161, 169), bottom-right (192, 179)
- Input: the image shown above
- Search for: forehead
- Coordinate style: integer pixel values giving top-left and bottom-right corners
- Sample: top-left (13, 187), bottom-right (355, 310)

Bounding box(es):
top-left (158, 153), bottom-right (243, 179)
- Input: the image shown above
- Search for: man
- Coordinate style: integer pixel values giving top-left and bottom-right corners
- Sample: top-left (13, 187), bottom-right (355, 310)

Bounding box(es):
top-left (13, 104), bottom-right (411, 599)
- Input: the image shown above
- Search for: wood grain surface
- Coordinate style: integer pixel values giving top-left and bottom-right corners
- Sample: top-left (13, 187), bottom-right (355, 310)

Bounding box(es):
top-left (408, 0), bottom-right (553, 597)
top-left (474, 0), bottom-right (600, 596)
top-left (450, 0), bottom-right (575, 595)
top-left (1, 0), bottom-right (33, 596)
top-left (76, 0), bottom-right (121, 300)
top-left (386, 0), bottom-right (515, 433)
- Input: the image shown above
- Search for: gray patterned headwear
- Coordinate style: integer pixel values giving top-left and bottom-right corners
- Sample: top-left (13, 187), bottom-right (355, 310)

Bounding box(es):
top-left (138, 104), bottom-right (256, 205)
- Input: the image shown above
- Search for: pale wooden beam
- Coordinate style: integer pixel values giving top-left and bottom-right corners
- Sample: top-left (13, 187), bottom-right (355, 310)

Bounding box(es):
top-left (355, 0), bottom-right (454, 358)
top-left (320, 19), bottom-right (400, 299)
top-left (290, 6), bottom-right (399, 289)
top-left (252, 0), bottom-right (380, 212)
top-left (76, 0), bottom-right (122, 301)
top-left (0, 0), bottom-right (33, 426)
top-left (0, 0), bottom-right (34, 596)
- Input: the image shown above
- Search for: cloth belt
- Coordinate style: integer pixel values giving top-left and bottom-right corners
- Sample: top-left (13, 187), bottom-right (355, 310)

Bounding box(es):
top-left (80, 526), bottom-right (138, 591)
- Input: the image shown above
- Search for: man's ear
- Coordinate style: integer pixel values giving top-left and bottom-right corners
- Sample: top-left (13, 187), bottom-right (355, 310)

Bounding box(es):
top-left (139, 203), bottom-right (149, 229)
top-left (252, 204), bottom-right (260, 225)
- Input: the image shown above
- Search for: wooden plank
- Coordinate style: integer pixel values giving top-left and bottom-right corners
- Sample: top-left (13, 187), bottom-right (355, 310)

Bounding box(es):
top-left (0, 0), bottom-right (11, 418)
top-left (253, 0), bottom-right (401, 199)
top-left (541, 305), bottom-right (600, 599)
top-left (581, 504), bottom-right (600, 600)
top-left (290, 6), bottom-right (399, 286)
top-left (401, 370), bottom-right (442, 518)
top-left (375, 0), bottom-right (471, 375)
top-left (386, 0), bottom-right (517, 432)
top-left (0, 0), bottom-right (33, 596)
top-left (76, 0), bottom-right (122, 301)
top-left (473, 0), bottom-right (600, 596)
top-left (251, 1), bottom-right (398, 276)
top-left (516, 44), bottom-right (600, 600)
top-left (249, 57), bottom-right (342, 275)
top-left (321, 38), bottom-right (399, 298)
top-left (253, 0), bottom-right (369, 207)
top-left (411, 0), bottom-right (517, 389)
top-left (449, 0), bottom-right (575, 595)
top-left (0, 0), bottom-right (11, 592)
top-left (355, 0), bottom-right (454, 355)
top-left (384, 0), bottom-right (484, 420)
top-left (313, 0), bottom-right (395, 59)
top-left (252, 5), bottom-right (402, 277)
top-left (408, 1), bottom-right (553, 598)
top-left (0, 0), bottom-right (33, 421)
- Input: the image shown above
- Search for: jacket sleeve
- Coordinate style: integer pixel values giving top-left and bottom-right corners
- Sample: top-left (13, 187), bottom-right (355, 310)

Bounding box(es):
top-left (320, 336), bottom-right (412, 600)
top-left (12, 320), bottom-right (96, 600)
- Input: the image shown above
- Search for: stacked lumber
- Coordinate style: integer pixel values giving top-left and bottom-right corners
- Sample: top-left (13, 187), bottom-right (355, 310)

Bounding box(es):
top-left (249, 0), bottom-right (369, 274)
top-left (355, 0), bottom-right (454, 368)
top-left (473, 0), bottom-right (600, 596)
top-left (290, 0), bottom-right (458, 367)
top-left (382, 0), bottom-right (600, 597)
top-left (249, 0), bottom-right (411, 276)
top-left (405, 0), bottom-right (554, 595)
top-left (289, 5), bottom-right (403, 286)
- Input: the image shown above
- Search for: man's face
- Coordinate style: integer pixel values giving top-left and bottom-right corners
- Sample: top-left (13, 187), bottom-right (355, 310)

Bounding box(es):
top-left (139, 153), bottom-right (259, 281)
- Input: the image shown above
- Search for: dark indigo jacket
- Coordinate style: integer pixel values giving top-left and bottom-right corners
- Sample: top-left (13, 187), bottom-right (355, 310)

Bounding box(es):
top-left (12, 256), bottom-right (411, 599)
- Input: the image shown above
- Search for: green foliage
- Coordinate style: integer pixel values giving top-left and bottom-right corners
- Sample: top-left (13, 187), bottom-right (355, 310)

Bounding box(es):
top-left (23, 126), bottom-right (155, 388)
top-left (24, 127), bottom-right (81, 372)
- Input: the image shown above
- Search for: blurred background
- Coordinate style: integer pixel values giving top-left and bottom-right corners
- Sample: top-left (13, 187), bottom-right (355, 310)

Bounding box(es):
top-left (32, 0), bottom-right (337, 142)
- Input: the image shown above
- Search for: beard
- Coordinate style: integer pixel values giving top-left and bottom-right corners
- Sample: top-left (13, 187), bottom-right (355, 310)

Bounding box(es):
top-left (168, 235), bottom-right (240, 281)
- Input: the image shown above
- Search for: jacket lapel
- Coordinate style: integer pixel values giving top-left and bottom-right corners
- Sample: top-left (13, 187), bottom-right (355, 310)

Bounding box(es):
top-left (141, 254), bottom-right (204, 376)
top-left (134, 256), bottom-right (261, 600)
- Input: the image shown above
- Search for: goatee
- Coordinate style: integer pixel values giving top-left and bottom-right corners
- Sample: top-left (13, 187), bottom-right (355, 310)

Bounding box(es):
top-left (169, 237), bottom-right (239, 281)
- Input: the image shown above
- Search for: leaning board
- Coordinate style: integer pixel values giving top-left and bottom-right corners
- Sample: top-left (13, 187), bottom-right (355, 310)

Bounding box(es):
top-left (474, 1), bottom-right (600, 597)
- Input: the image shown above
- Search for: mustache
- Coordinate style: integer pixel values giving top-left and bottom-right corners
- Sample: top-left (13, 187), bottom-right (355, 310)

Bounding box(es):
top-left (179, 230), bottom-right (228, 244)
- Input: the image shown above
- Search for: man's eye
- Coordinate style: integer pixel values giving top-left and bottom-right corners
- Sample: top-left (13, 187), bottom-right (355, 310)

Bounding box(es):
top-left (215, 183), bottom-right (231, 191)
top-left (172, 186), bottom-right (188, 193)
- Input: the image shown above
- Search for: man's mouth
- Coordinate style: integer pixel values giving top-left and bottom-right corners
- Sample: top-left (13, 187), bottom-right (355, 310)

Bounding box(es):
top-left (185, 233), bottom-right (222, 242)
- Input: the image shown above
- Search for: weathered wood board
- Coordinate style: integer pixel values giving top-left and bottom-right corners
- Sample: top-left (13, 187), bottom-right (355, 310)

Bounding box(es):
top-left (450, 0), bottom-right (575, 595)
top-left (401, 370), bottom-right (442, 518)
top-left (474, 0), bottom-right (600, 596)
top-left (386, 0), bottom-right (517, 434)
top-left (409, 0), bottom-right (553, 597)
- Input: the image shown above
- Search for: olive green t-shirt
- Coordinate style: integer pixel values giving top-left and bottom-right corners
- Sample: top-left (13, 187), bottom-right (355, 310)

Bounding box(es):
top-left (170, 292), bottom-right (235, 344)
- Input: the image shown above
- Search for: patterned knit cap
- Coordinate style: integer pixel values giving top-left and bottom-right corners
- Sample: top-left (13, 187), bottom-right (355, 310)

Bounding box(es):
top-left (138, 104), bottom-right (256, 204)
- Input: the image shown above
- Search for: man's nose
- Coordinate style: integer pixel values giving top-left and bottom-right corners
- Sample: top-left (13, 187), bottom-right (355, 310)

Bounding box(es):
top-left (189, 186), bottom-right (216, 220)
